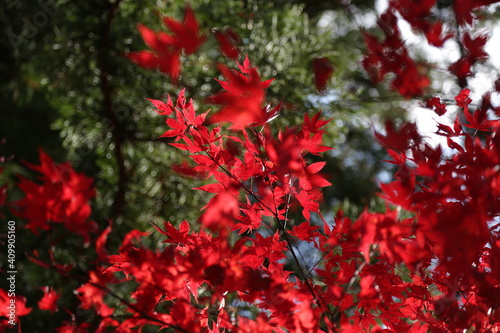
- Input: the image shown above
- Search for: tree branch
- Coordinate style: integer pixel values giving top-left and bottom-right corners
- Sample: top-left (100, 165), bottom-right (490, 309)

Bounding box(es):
top-left (99, 0), bottom-right (128, 220)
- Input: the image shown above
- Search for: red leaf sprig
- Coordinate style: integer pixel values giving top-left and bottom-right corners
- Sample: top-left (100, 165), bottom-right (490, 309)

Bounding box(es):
top-left (126, 6), bottom-right (206, 81)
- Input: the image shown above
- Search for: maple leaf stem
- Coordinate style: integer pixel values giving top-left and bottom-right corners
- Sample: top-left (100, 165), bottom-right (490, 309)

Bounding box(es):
top-left (306, 249), bottom-right (332, 279)
top-left (248, 127), bottom-right (287, 224)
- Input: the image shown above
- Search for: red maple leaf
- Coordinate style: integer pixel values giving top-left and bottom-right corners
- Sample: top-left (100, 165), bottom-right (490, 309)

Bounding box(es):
top-left (424, 22), bottom-right (454, 47)
top-left (127, 6), bottom-right (205, 80)
top-left (0, 288), bottom-right (32, 322)
top-left (146, 94), bottom-right (174, 116)
top-left (38, 286), bottom-right (60, 312)
top-left (390, 0), bottom-right (453, 47)
top-left (154, 220), bottom-right (191, 245)
top-left (298, 161), bottom-right (332, 191)
top-left (391, 62), bottom-right (430, 98)
top-left (289, 222), bottom-right (321, 242)
top-left (76, 271), bottom-right (114, 317)
top-left (453, 0), bottom-right (500, 26)
top-left (303, 112), bottom-right (330, 135)
top-left (162, 5), bottom-right (206, 55)
top-left (154, 89), bottom-right (209, 140)
top-left (362, 10), bottom-right (430, 97)
top-left (200, 189), bottom-right (240, 233)
top-left (207, 55), bottom-right (275, 130)
top-left (234, 203), bottom-right (264, 235)
top-left (449, 33), bottom-right (489, 86)
top-left (215, 28), bottom-right (240, 59)
top-left (448, 57), bottom-right (472, 87)
top-left (463, 32), bottom-right (489, 60)
top-left (126, 24), bottom-right (181, 81)
top-left (425, 97), bottom-right (447, 116)
top-left (96, 222), bottom-right (112, 261)
top-left (12, 149), bottom-right (97, 242)
top-left (172, 161), bottom-right (209, 179)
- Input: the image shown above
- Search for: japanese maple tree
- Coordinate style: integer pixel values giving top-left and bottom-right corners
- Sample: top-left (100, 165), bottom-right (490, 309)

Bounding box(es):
top-left (2, 1), bottom-right (500, 332)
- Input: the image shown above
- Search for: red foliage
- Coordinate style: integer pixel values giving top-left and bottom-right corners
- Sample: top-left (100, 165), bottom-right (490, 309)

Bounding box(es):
top-left (37, 287), bottom-right (60, 312)
top-left (9, 2), bottom-right (500, 332)
top-left (390, 0), bottom-right (453, 47)
top-left (206, 55), bottom-right (276, 130)
top-left (126, 23), bottom-right (182, 81)
top-left (134, 61), bottom-right (500, 330)
top-left (12, 149), bottom-right (97, 242)
top-left (425, 97), bottom-right (447, 116)
top-left (453, 0), bottom-right (500, 26)
top-left (362, 10), bottom-right (430, 97)
top-left (215, 28), bottom-right (241, 59)
top-left (365, 1), bottom-right (497, 91)
top-left (126, 6), bottom-right (205, 80)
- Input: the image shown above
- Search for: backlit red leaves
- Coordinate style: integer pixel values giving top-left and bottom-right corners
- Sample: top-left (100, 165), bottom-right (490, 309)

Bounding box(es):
top-left (289, 222), bottom-right (320, 242)
top-left (425, 97), bottom-right (447, 116)
top-left (215, 28), bottom-right (241, 59)
top-left (142, 78), bottom-right (340, 329)
top-left (362, 0), bottom-right (500, 97)
top-left (76, 271), bottom-right (114, 317)
top-left (454, 88), bottom-right (498, 131)
top-left (162, 6), bottom-right (206, 55)
top-left (12, 149), bottom-right (97, 242)
top-left (146, 94), bottom-right (174, 116)
top-left (375, 121), bottom-right (421, 152)
top-left (200, 189), bottom-right (240, 232)
top-left (449, 33), bottom-right (489, 86)
top-left (390, 0), bottom-right (453, 47)
top-left (234, 203), bottom-right (264, 235)
top-left (454, 0), bottom-right (500, 26)
top-left (424, 22), bottom-right (454, 47)
top-left (300, 162), bottom-right (332, 190)
top-left (126, 6), bottom-right (205, 80)
top-left (362, 10), bottom-right (430, 97)
top-left (463, 32), bottom-right (489, 60)
top-left (151, 88), bottom-right (209, 141)
top-left (207, 55), bottom-right (275, 130)
top-left (355, 210), bottom-right (424, 267)
top-left (375, 90), bottom-right (500, 317)
top-left (126, 24), bottom-right (181, 81)
top-left (391, 63), bottom-right (430, 98)
top-left (17, 3), bottom-right (500, 331)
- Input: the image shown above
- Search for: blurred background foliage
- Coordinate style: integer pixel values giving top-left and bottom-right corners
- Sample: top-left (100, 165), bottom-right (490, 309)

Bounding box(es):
top-left (0, 0), bottom-right (410, 330)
